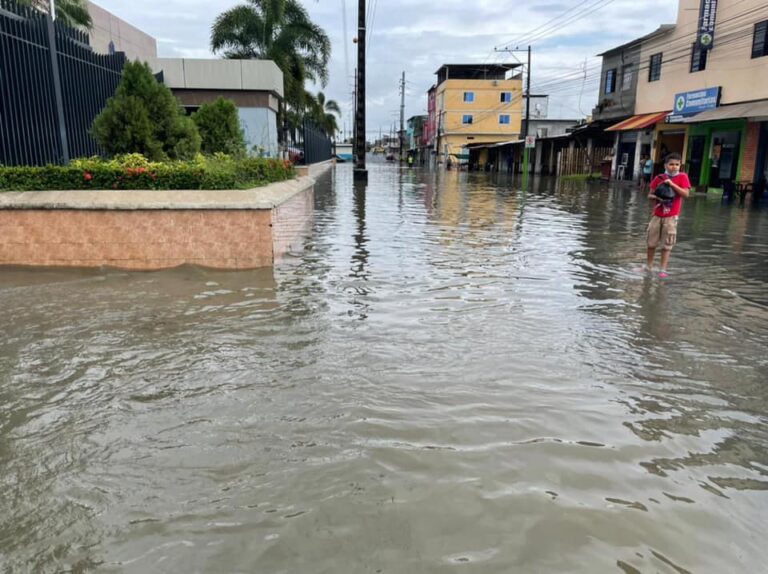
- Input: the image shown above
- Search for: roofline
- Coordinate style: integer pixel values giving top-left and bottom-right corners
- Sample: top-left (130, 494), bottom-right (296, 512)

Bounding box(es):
top-left (433, 63), bottom-right (522, 75)
top-left (596, 25), bottom-right (675, 57)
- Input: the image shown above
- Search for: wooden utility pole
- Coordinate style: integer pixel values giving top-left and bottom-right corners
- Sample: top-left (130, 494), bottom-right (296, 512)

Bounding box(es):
top-left (523, 45), bottom-right (532, 187)
top-left (353, 0), bottom-right (367, 182)
top-left (399, 71), bottom-right (405, 163)
top-left (495, 46), bottom-right (532, 186)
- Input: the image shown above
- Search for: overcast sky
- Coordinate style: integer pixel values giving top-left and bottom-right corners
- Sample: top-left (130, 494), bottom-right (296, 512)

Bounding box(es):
top-left (95, 0), bottom-right (678, 137)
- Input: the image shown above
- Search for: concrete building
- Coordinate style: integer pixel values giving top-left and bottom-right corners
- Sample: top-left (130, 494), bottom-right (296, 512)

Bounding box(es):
top-left (424, 85), bottom-right (438, 164)
top-left (434, 63), bottom-right (524, 166)
top-left (87, 1), bottom-right (157, 61)
top-left (467, 118), bottom-right (579, 175)
top-left (593, 26), bottom-right (674, 181)
top-left (406, 115), bottom-right (427, 163)
top-left (635, 0), bottom-right (768, 188)
top-left (150, 58), bottom-right (284, 157)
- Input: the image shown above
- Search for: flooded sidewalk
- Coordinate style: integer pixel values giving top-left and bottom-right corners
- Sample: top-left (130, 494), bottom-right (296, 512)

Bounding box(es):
top-left (1, 162), bottom-right (767, 573)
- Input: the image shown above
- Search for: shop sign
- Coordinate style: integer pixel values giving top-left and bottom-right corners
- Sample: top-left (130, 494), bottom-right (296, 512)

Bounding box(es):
top-left (673, 87), bottom-right (721, 116)
top-left (525, 136), bottom-right (536, 149)
top-left (697, 0), bottom-right (719, 51)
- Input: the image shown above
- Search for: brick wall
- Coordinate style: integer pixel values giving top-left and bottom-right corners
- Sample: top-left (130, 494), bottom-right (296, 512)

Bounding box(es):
top-left (0, 209), bottom-right (274, 270)
top-left (740, 121), bottom-right (761, 182)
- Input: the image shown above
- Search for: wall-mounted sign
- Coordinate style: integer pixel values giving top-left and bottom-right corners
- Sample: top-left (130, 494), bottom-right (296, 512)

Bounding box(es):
top-left (697, 0), bottom-right (719, 51)
top-left (673, 87), bottom-right (721, 116)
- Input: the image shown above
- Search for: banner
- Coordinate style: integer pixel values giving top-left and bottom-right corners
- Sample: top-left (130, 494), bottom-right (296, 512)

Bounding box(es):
top-left (697, 0), bottom-right (718, 51)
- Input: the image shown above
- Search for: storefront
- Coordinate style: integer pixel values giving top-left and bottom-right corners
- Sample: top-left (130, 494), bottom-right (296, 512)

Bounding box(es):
top-left (685, 119), bottom-right (746, 188)
top-left (605, 111), bottom-right (669, 179)
top-left (652, 122), bottom-right (688, 177)
top-left (680, 99), bottom-right (768, 188)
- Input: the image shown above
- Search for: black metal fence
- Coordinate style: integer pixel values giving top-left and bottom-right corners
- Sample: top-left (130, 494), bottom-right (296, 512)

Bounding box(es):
top-left (301, 119), bottom-right (333, 165)
top-left (0, 0), bottom-right (125, 166)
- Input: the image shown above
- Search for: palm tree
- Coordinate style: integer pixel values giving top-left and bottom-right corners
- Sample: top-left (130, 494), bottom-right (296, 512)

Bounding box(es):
top-left (301, 91), bottom-right (340, 137)
top-left (315, 91), bottom-right (341, 137)
top-left (20, 0), bottom-right (93, 29)
top-left (210, 0), bottom-right (331, 113)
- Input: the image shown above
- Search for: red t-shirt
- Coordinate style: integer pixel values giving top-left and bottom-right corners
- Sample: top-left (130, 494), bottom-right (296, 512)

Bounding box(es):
top-left (650, 172), bottom-right (690, 218)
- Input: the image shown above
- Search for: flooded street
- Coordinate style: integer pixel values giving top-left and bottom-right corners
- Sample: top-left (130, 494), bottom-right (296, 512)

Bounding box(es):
top-left (1, 162), bottom-right (767, 573)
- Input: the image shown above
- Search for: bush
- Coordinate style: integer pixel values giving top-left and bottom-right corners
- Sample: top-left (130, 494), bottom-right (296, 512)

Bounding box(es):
top-left (92, 61), bottom-right (201, 161)
top-left (0, 155), bottom-right (294, 191)
top-left (192, 98), bottom-right (246, 156)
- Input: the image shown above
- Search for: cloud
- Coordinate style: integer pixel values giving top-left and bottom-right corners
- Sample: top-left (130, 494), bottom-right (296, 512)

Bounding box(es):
top-left (93, 0), bottom-right (678, 135)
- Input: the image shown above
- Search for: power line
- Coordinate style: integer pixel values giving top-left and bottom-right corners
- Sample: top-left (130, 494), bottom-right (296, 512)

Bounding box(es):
top-left (496, 0), bottom-right (602, 49)
top-left (529, 9), bottom-right (766, 95)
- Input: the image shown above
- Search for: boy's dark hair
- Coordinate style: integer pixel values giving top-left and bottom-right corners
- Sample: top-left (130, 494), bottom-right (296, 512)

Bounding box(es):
top-left (664, 152), bottom-right (682, 163)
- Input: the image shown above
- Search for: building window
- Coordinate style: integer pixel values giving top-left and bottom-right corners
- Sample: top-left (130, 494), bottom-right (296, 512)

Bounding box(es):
top-left (499, 114), bottom-right (510, 124)
top-left (463, 91), bottom-right (475, 103)
top-left (604, 68), bottom-right (616, 94)
top-left (690, 43), bottom-right (707, 72)
top-left (649, 53), bottom-right (662, 81)
top-left (753, 21), bottom-right (768, 58)
top-left (500, 92), bottom-right (512, 103)
top-left (462, 114), bottom-right (473, 124)
top-left (621, 64), bottom-right (633, 91)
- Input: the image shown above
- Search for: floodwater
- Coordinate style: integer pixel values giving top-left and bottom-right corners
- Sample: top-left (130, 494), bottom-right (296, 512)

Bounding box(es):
top-left (1, 162), bottom-right (767, 574)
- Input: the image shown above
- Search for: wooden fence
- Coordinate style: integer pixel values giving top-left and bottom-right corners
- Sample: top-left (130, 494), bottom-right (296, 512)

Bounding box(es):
top-left (558, 146), bottom-right (613, 177)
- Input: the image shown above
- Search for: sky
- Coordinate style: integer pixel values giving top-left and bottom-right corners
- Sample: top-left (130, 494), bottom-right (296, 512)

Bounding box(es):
top-left (95, 0), bottom-right (679, 138)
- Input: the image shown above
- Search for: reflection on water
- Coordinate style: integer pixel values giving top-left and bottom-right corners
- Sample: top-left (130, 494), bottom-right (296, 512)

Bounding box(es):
top-left (1, 163), bottom-right (767, 573)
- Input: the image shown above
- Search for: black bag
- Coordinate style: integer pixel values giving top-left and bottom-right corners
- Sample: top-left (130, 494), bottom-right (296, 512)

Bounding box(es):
top-left (654, 181), bottom-right (676, 201)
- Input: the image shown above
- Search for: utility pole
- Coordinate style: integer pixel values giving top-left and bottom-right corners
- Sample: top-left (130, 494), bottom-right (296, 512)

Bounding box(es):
top-left (353, 0), bottom-right (367, 182)
top-left (523, 45), bottom-right (532, 188)
top-left (399, 71), bottom-right (405, 164)
top-left (353, 67), bottom-right (358, 149)
top-left (495, 45), bottom-right (532, 187)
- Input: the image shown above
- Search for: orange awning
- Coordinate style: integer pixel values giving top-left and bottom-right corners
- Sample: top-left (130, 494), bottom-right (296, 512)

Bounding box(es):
top-left (605, 111), bottom-right (670, 131)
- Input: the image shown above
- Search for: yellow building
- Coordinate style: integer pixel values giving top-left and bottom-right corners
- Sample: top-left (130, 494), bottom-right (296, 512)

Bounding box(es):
top-left (434, 64), bottom-right (524, 165)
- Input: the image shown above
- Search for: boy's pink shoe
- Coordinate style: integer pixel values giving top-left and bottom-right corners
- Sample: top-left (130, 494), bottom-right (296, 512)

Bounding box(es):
top-left (658, 271), bottom-right (669, 279)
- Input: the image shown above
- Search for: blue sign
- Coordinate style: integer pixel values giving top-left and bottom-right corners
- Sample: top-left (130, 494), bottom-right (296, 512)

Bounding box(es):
top-left (697, 0), bottom-right (718, 51)
top-left (673, 87), bottom-right (721, 116)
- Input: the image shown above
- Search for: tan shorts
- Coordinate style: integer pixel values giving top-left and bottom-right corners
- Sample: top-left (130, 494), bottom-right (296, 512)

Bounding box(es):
top-left (647, 215), bottom-right (677, 250)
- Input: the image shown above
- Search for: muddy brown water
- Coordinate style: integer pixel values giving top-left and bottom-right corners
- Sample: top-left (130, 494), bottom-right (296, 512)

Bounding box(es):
top-left (1, 163), bottom-right (767, 573)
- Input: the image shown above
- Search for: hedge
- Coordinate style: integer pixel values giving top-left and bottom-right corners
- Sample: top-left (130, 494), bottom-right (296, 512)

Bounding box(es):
top-left (0, 154), bottom-right (295, 192)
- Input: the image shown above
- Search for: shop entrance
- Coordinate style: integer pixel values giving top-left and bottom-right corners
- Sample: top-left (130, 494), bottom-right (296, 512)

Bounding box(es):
top-left (687, 135), bottom-right (707, 186)
top-left (709, 131), bottom-right (741, 187)
top-left (617, 132), bottom-right (636, 180)
top-left (656, 130), bottom-right (685, 173)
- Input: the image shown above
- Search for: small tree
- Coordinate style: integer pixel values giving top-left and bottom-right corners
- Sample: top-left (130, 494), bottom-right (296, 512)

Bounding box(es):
top-left (192, 98), bottom-right (246, 156)
top-left (92, 61), bottom-right (201, 161)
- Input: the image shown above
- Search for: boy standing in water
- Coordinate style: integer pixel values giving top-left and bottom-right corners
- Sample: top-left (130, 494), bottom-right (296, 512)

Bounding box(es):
top-left (646, 153), bottom-right (690, 278)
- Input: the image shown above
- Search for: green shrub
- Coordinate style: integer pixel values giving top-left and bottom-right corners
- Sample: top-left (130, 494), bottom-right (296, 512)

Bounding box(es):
top-left (192, 98), bottom-right (246, 156)
top-left (0, 157), bottom-right (295, 191)
top-left (92, 61), bottom-right (201, 161)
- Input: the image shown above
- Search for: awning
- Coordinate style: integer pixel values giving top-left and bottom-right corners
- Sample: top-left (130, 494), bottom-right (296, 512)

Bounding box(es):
top-left (680, 100), bottom-right (768, 123)
top-left (605, 111), bottom-right (670, 131)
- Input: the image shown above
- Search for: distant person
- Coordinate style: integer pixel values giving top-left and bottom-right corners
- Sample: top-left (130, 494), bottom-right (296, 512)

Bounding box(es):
top-left (646, 153), bottom-right (690, 278)
top-left (640, 155), bottom-right (653, 192)
top-left (407, 154), bottom-right (414, 167)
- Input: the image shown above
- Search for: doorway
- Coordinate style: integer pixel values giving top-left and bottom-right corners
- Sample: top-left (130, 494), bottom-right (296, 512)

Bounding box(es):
top-left (709, 131), bottom-right (741, 187)
top-left (687, 135), bottom-right (707, 186)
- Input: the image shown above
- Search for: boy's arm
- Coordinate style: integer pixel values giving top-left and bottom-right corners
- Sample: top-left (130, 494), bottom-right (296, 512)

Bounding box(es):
top-left (648, 175), bottom-right (662, 200)
top-left (667, 174), bottom-right (691, 198)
